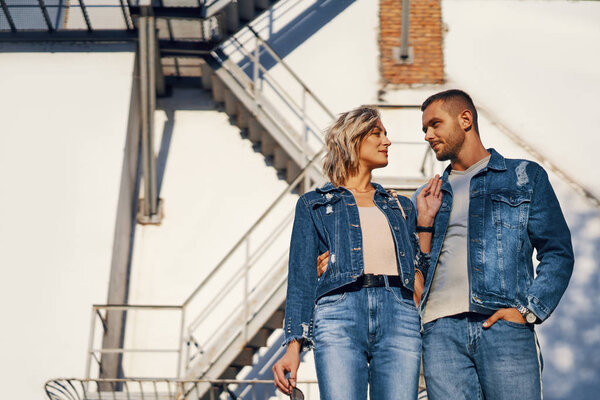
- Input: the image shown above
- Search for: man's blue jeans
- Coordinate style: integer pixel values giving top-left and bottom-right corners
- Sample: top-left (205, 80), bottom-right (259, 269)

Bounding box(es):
top-left (422, 313), bottom-right (543, 400)
top-left (313, 281), bottom-right (421, 400)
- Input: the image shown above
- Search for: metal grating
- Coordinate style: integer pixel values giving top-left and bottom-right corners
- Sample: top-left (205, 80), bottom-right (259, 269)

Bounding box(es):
top-left (0, 0), bottom-right (133, 32)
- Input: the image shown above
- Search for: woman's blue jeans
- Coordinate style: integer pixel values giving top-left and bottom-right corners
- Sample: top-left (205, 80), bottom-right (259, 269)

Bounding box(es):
top-left (313, 280), bottom-right (421, 400)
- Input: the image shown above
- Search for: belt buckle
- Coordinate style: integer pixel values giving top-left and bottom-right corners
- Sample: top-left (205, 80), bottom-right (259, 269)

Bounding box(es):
top-left (362, 274), bottom-right (377, 287)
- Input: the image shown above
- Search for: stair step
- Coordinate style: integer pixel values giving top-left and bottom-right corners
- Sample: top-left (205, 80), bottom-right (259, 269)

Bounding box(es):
top-left (236, 103), bottom-right (250, 129)
top-left (260, 131), bottom-right (276, 157)
top-left (255, 0), bottom-right (271, 9)
top-left (285, 159), bottom-right (301, 185)
top-left (273, 145), bottom-right (289, 170)
top-left (238, 0), bottom-right (255, 21)
top-left (248, 116), bottom-right (263, 142)
top-left (247, 327), bottom-right (273, 348)
top-left (224, 3), bottom-right (239, 33)
top-left (263, 309), bottom-right (284, 330)
top-left (219, 366), bottom-right (242, 380)
top-left (223, 89), bottom-right (238, 117)
top-left (231, 347), bottom-right (254, 367)
top-left (211, 74), bottom-right (225, 103)
top-left (200, 62), bottom-right (213, 90)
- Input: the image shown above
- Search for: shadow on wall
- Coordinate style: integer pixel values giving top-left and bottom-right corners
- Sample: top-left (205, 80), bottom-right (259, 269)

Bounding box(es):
top-left (538, 187), bottom-right (600, 399)
top-left (155, 86), bottom-right (217, 196)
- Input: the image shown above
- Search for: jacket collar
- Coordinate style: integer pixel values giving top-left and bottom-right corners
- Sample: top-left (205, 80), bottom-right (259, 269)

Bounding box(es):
top-left (316, 181), bottom-right (391, 198)
top-left (442, 147), bottom-right (507, 180)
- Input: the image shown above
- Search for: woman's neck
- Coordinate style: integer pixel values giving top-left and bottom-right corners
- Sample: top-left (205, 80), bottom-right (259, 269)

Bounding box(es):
top-left (343, 169), bottom-right (373, 192)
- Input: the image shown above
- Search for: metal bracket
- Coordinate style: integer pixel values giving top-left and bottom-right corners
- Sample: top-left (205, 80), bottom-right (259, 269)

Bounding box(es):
top-left (137, 198), bottom-right (164, 225)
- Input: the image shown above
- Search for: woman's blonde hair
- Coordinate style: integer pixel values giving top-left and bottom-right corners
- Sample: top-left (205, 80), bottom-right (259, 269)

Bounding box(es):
top-left (323, 106), bottom-right (380, 186)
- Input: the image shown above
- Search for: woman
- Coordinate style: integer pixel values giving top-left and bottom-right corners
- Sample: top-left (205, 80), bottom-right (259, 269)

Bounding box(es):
top-left (272, 107), bottom-right (441, 399)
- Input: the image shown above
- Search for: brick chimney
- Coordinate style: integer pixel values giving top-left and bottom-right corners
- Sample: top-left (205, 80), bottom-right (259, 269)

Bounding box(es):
top-left (380, 0), bottom-right (444, 85)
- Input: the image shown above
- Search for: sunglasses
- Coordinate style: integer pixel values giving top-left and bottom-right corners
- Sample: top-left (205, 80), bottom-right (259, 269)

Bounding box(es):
top-left (288, 379), bottom-right (304, 400)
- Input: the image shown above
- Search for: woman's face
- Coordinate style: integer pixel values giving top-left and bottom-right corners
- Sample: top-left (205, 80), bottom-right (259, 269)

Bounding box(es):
top-left (358, 119), bottom-right (391, 171)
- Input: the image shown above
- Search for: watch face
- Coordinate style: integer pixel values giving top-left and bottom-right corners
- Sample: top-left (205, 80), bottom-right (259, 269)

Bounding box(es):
top-left (526, 312), bottom-right (537, 324)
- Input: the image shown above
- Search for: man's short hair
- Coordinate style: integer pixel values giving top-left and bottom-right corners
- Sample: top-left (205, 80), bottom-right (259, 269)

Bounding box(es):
top-left (421, 89), bottom-right (479, 134)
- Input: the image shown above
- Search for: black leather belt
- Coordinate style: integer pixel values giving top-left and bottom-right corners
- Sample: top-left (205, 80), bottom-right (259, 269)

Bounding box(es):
top-left (326, 274), bottom-right (403, 297)
top-left (356, 274), bottom-right (403, 288)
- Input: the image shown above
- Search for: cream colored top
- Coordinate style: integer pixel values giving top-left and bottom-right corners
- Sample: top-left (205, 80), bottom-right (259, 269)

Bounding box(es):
top-left (358, 206), bottom-right (399, 276)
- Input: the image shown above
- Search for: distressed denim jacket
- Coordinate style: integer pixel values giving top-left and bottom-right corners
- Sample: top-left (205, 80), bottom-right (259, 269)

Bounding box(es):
top-left (283, 182), bottom-right (430, 350)
top-left (413, 149), bottom-right (574, 323)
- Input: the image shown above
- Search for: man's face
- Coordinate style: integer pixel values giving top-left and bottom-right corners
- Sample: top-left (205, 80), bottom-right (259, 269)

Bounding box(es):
top-left (422, 100), bottom-right (465, 161)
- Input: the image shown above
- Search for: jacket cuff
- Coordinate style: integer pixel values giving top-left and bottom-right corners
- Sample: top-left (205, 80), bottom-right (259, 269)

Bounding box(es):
top-left (282, 336), bottom-right (315, 352)
top-left (525, 295), bottom-right (551, 322)
top-left (283, 318), bottom-right (315, 352)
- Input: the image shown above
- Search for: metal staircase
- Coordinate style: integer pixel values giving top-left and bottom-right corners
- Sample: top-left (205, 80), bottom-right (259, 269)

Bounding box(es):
top-left (30, 1), bottom-right (438, 399)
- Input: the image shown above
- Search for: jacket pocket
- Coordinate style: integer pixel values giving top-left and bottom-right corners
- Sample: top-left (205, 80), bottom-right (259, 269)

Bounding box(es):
top-left (490, 192), bottom-right (531, 229)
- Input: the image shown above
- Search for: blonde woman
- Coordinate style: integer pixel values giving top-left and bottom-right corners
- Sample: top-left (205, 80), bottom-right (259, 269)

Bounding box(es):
top-left (272, 107), bottom-right (442, 399)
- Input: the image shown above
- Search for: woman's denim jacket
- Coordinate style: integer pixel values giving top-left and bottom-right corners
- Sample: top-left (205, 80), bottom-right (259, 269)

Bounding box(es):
top-left (283, 182), bottom-right (430, 350)
top-left (413, 149), bottom-right (574, 323)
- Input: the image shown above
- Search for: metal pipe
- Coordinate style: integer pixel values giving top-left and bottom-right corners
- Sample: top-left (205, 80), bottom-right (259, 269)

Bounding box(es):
top-left (0, 0), bottom-right (17, 32)
top-left (400, 0), bottom-right (410, 60)
top-left (147, 15), bottom-right (158, 216)
top-left (139, 16), bottom-right (151, 219)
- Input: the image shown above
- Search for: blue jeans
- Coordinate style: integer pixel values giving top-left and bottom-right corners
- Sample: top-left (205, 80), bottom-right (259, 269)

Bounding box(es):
top-left (313, 281), bottom-right (421, 400)
top-left (422, 313), bottom-right (543, 400)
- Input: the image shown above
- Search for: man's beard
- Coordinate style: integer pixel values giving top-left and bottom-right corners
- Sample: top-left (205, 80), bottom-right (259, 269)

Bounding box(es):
top-left (434, 126), bottom-right (464, 161)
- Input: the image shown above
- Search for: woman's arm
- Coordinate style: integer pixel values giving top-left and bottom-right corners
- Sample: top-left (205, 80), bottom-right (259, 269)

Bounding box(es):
top-left (273, 196), bottom-right (320, 394)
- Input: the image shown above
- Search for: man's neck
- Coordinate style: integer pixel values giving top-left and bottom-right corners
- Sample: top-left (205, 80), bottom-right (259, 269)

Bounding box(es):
top-left (451, 146), bottom-right (490, 172)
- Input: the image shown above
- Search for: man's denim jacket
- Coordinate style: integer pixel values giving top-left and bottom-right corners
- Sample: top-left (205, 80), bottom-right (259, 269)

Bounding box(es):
top-left (413, 149), bottom-right (574, 323)
top-left (283, 182), bottom-right (429, 350)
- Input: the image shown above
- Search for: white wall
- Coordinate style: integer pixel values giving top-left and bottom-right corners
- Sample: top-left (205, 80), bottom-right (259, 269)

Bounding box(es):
top-left (441, 0), bottom-right (600, 198)
top-left (0, 45), bottom-right (135, 399)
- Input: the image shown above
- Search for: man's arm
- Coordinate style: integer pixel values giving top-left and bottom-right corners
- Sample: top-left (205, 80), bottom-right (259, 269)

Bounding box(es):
top-left (523, 167), bottom-right (574, 321)
top-left (485, 166), bottom-right (574, 328)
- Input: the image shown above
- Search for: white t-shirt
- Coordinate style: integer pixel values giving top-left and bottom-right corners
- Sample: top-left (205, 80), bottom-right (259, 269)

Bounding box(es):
top-left (423, 155), bottom-right (491, 324)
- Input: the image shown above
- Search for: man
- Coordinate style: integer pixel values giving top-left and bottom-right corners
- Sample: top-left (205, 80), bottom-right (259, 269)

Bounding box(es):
top-left (414, 89), bottom-right (574, 399)
top-left (316, 90), bottom-right (573, 398)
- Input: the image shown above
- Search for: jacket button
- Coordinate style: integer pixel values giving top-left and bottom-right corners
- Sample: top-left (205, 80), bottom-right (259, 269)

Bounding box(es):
top-left (383, 205), bottom-right (388, 209)
top-left (404, 278), bottom-right (409, 284)
top-left (394, 226), bottom-right (399, 231)
top-left (399, 251), bottom-right (405, 257)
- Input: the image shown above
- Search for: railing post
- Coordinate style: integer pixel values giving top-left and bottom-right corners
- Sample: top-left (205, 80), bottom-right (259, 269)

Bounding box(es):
top-left (138, 6), bottom-right (162, 225)
top-left (243, 237), bottom-right (250, 342)
top-left (252, 36), bottom-right (260, 113)
top-left (177, 307), bottom-right (186, 379)
top-left (85, 307), bottom-right (97, 384)
top-left (301, 89), bottom-right (311, 193)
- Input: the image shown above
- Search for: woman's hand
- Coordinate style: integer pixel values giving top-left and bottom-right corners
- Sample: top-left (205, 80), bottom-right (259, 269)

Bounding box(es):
top-left (416, 175), bottom-right (442, 226)
top-left (317, 250), bottom-right (329, 278)
top-left (272, 340), bottom-right (301, 394)
top-left (414, 269), bottom-right (425, 306)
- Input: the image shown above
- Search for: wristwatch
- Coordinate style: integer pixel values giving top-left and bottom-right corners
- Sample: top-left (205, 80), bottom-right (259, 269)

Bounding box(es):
top-left (516, 305), bottom-right (537, 324)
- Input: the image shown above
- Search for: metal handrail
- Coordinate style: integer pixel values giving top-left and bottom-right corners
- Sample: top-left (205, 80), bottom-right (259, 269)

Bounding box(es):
top-left (46, 378), bottom-right (320, 400)
top-left (182, 149), bottom-right (324, 308)
top-left (247, 25), bottom-right (335, 120)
